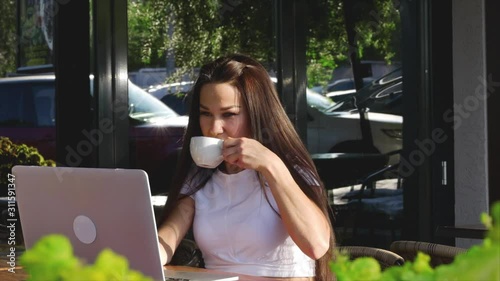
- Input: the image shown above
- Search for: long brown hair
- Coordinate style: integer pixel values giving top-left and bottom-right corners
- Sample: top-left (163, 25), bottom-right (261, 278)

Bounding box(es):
top-left (162, 54), bottom-right (335, 281)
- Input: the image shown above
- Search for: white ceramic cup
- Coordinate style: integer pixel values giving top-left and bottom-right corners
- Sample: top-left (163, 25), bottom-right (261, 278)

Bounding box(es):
top-left (190, 136), bottom-right (224, 168)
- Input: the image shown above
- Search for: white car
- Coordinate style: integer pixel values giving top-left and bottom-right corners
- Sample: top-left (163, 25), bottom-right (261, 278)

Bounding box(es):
top-left (146, 81), bottom-right (194, 115)
top-left (324, 77), bottom-right (374, 101)
top-left (306, 89), bottom-right (402, 157)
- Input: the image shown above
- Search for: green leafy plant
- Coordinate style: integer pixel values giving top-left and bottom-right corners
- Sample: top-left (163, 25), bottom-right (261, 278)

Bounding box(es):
top-left (20, 234), bottom-right (153, 281)
top-left (0, 137), bottom-right (56, 194)
top-left (330, 201), bottom-right (500, 281)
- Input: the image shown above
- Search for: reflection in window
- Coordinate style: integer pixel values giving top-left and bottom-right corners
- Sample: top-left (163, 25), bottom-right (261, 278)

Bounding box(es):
top-left (0, 85), bottom-right (35, 127)
top-left (127, 1), bottom-right (275, 88)
top-left (305, 0), bottom-right (404, 250)
top-left (33, 87), bottom-right (55, 127)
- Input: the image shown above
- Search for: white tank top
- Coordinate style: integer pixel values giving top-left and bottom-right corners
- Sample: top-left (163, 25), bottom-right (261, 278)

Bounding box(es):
top-left (182, 169), bottom-right (315, 277)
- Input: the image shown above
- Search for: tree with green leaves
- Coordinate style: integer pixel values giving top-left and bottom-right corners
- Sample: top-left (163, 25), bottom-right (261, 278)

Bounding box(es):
top-left (128, 0), bottom-right (275, 83)
top-left (0, 0), bottom-right (17, 77)
top-left (1, 0), bottom-right (400, 88)
top-left (305, 0), bottom-right (401, 88)
top-left (127, 0), bottom-right (400, 87)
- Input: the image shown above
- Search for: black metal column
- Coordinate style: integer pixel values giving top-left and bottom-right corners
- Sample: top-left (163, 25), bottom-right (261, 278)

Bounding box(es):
top-left (93, 0), bottom-right (129, 168)
top-left (400, 0), bottom-right (455, 244)
top-left (274, 0), bottom-right (308, 144)
top-left (486, 0), bottom-right (500, 206)
top-left (429, 0), bottom-right (454, 245)
top-left (400, 0), bottom-right (431, 242)
top-left (54, 1), bottom-right (95, 167)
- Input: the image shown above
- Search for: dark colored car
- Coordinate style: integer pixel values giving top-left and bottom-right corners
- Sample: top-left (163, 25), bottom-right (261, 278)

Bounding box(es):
top-left (330, 68), bottom-right (403, 116)
top-left (324, 77), bottom-right (375, 101)
top-left (0, 75), bottom-right (188, 195)
top-left (310, 77), bottom-right (374, 101)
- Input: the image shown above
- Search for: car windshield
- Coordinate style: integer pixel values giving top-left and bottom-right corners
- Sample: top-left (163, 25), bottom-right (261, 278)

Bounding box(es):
top-left (324, 68), bottom-right (403, 113)
top-left (328, 80), bottom-right (355, 91)
top-left (377, 68), bottom-right (402, 85)
top-left (355, 67), bottom-right (402, 105)
top-left (306, 89), bottom-right (337, 112)
top-left (271, 76), bottom-right (339, 112)
top-left (88, 75), bottom-right (179, 123)
top-left (128, 81), bottom-right (179, 122)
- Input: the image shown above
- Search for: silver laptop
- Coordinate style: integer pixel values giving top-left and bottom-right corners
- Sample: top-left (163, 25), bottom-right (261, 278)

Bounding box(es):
top-left (13, 165), bottom-right (238, 281)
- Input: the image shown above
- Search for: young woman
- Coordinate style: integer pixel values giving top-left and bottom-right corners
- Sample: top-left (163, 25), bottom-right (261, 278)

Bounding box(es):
top-left (158, 54), bottom-right (335, 280)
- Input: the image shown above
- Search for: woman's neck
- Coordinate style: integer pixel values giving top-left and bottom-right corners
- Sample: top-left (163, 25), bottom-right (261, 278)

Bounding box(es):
top-left (220, 162), bottom-right (244, 174)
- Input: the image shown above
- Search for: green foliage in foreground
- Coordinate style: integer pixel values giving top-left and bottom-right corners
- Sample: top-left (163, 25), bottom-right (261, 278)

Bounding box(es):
top-left (20, 234), bottom-right (153, 281)
top-left (330, 201), bottom-right (500, 281)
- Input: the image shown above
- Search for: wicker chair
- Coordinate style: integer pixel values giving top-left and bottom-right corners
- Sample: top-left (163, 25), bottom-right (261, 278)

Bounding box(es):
top-left (389, 240), bottom-right (467, 267)
top-left (337, 246), bottom-right (405, 269)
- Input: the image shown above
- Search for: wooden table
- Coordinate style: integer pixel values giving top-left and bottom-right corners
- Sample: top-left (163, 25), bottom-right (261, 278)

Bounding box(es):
top-left (0, 260), bottom-right (25, 281)
top-left (0, 260), bottom-right (309, 281)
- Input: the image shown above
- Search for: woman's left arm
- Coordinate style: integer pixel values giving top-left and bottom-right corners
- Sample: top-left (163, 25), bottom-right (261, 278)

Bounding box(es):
top-left (223, 137), bottom-right (331, 260)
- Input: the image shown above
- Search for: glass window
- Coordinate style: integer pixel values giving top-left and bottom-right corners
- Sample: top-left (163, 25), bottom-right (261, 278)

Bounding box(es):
top-left (33, 86), bottom-right (55, 127)
top-left (128, 81), bottom-right (178, 123)
top-left (305, 1), bottom-right (403, 150)
top-left (305, 0), bottom-right (404, 249)
top-left (0, 79), bottom-right (57, 176)
top-left (127, 1), bottom-right (276, 194)
top-left (0, 84), bottom-right (36, 127)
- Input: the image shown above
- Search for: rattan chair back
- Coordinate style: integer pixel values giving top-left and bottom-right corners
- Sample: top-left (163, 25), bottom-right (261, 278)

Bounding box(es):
top-left (389, 240), bottom-right (467, 267)
top-left (337, 246), bottom-right (405, 269)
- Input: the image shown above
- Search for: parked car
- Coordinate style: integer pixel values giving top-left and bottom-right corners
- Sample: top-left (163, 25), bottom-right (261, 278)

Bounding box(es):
top-left (146, 81), bottom-right (194, 115)
top-left (330, 68), bottom-right (403, 116)
top-left (305, 89), bottom-right (402, 156)
top-left (0, 75), bottom-right (188, 195)
top-left (316, 77), bottom-right (374, 101)
top-left (356, 67), bottom-right (402, 116)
